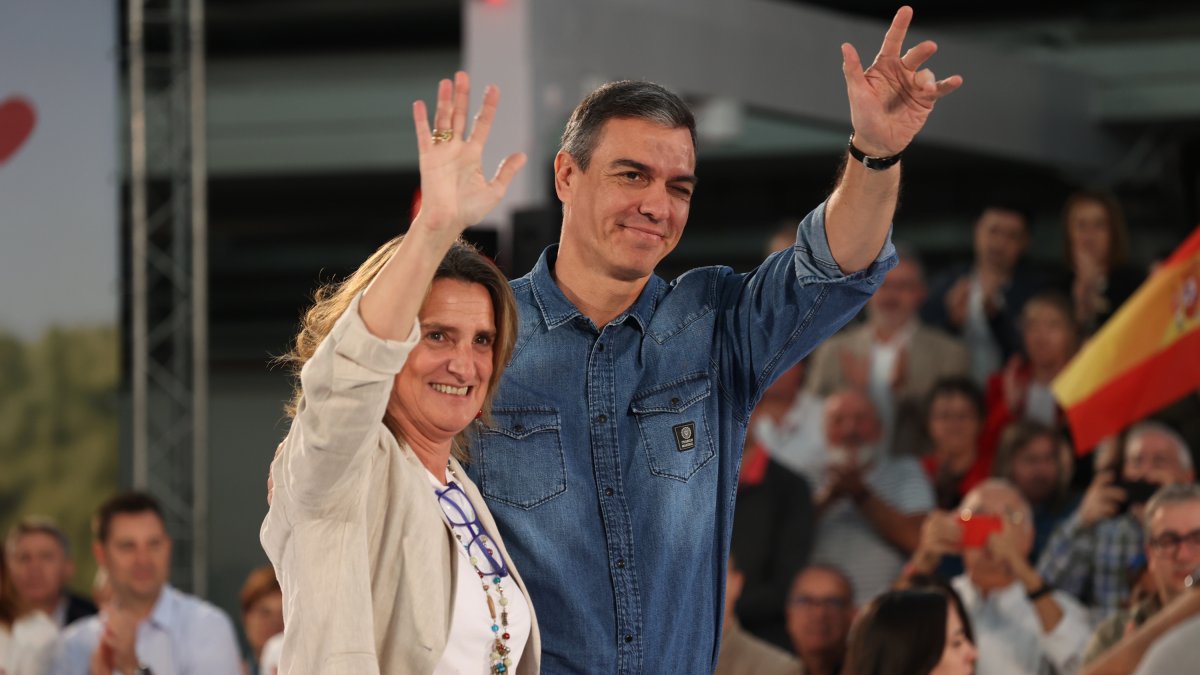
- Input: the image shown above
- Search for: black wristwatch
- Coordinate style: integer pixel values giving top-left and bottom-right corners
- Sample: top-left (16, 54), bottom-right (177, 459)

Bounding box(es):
top-left (847, 133), bottom-right (903, 171)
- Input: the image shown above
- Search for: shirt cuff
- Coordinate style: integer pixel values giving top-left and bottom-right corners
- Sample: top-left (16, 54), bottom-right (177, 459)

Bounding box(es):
top-left (1040, 592), bottom-right (1091, 672)
top-left (327, 292), bottom-right (422, 378)
top-left (791, 200), bottom-right (897, 284)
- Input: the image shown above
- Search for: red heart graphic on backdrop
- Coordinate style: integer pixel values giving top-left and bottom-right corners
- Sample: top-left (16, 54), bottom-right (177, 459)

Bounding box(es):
top-left (0, 97), bottom-right (37, 165)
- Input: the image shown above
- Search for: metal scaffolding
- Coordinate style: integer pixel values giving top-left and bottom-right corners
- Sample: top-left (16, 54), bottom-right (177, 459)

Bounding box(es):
top-left (126, 0), bottom-right (208, 595)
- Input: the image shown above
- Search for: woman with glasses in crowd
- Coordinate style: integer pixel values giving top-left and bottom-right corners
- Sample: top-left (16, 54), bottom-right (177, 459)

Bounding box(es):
top-left (260, 72), bottom-right (538, 674)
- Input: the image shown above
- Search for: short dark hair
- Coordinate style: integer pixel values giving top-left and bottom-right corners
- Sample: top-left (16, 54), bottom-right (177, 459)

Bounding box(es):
top-left (5, 516), bottom-right (71, 558)
top-left (1020, 289), bottom-right (1079, 335)
top-left (979, 200), bottom-right (1033, 231)
top-left (844, 589), bottom-right (964, 675)
top-left (560, 80), bottom-right (696, 171)
top-left (92, 491), bottom-right (166, 544)
top-left (926, 376), bottom-right (985, 422)
top-left (789, 564), bottom-right (855, 602)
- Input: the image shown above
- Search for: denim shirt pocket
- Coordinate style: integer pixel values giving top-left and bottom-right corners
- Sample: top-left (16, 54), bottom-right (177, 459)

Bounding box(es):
top-left (630, 372), bottom-right (717, 482)
top-left (475, 407), bottom-right (568, 510)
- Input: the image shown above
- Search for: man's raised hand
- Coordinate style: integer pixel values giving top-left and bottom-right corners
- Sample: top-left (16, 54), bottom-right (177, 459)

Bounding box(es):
top-left (841, 6), bottom-right (963, 158)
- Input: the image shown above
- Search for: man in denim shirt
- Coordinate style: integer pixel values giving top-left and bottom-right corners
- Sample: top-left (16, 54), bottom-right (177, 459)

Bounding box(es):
top-left (467, 8), bottom-right (962, 672)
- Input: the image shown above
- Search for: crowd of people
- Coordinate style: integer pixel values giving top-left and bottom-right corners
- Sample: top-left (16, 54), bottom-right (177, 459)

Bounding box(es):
top-left (5, 5), bottom-right (1200, 675)
top-left (0, 497), bottom-right (284, 674)
top-left (716, 196), bottom-right (1200, 674)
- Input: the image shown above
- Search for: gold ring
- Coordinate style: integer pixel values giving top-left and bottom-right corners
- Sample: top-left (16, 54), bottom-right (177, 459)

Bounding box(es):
top-left (431, 128), bottom-right (454, 144)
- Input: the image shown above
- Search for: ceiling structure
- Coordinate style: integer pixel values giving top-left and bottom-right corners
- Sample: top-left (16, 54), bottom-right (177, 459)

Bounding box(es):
top-left (160, 0), bottom-right (1200, 364)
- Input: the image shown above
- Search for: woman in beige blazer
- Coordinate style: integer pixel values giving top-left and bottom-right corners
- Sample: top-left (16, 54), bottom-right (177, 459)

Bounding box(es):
top-left (260, 72), bottom-right (539, 674)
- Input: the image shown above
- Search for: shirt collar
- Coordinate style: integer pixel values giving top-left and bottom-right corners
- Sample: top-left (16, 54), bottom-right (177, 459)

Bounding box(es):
top-left (529, 245), bottom-right (662, 333)
top-left (145, 584), bottom-right (177, 631)
top-left (954, 574), bottom-right (1025, 608)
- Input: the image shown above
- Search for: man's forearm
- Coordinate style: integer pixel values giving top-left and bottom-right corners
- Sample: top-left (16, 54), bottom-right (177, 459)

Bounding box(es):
top-left (824, 154), bottom-right (899, 274)
top-left (1082, 590), bottom-right (1200, 675)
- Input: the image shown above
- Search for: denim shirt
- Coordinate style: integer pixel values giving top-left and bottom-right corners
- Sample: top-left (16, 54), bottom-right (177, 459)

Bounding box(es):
top-left (465, 202), bottom-right (895, 673)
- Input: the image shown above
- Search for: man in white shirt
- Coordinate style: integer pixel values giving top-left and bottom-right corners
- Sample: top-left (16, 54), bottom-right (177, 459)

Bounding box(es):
top-left (809, 389), bottom-right (934, 605)
top-left (908, 479), bottom-right (1091, 675)
top-left (50, 492), bottom-right (241, 675)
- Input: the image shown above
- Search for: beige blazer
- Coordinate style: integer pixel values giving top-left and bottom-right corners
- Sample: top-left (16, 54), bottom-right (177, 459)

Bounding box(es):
top-left (806, 321), bottom-right (969, 454)
top-left (260, 294), bottom-right (540, 675)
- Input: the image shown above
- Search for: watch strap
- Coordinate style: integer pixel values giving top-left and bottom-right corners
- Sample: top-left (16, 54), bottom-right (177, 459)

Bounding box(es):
top-left (848, 133), bottom-right (903, 170)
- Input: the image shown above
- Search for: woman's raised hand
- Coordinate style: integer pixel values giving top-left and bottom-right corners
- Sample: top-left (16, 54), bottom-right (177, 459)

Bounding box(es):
top-left (412, 71), bottom-right (527, 235)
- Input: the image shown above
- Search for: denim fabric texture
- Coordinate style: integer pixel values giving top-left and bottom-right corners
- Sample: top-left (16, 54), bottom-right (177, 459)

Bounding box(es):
top-left (466, 202), bottom-right (896, 674)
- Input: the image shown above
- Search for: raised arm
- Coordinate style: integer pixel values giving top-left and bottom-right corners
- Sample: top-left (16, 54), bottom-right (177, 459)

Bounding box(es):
top-left (271, 73), bottom-right (524, 515)
top-left (360, 71), bottom-right (526, 339)
top-left (826, 6), bottom-right (962, 273)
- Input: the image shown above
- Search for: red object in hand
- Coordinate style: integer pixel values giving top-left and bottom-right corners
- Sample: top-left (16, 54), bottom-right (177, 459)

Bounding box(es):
top-left (0, 96), bottom-right (36, 164)
top-left (959, 512), bottom-right (1003, 548)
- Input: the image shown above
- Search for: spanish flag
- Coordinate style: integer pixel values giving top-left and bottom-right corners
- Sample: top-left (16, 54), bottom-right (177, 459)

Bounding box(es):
top-left (1053, 226), bottom-right (1200, 452)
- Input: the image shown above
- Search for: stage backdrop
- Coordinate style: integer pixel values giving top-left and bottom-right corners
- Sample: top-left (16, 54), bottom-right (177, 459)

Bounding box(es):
top-left (0, 0), bottom-right (120, 594)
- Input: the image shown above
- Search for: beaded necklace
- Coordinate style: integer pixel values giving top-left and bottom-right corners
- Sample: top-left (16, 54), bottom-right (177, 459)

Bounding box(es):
top-left (435, 475), bottom-right (515, 674)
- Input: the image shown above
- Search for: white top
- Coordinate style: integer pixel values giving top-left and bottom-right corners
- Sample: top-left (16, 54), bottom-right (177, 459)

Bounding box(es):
top-left (427, 470), bottom-right (531, 675)
top-left (1024, 382), bottom-right (1058, 426)
top-left (951, 575), bottom-right (1091, 675)
top-left (0, 612), bottom-right (57, 675)
top-left (755, 389), bottom-right (825, 480)
top-left (1133, 614), bottom-right (1200, 675)
top-left (964, 275), bottom-right (1003, 385)
top-left (259, 632), bottom-right (283, 675)
top-left (811, 454), bottom-right (934, 605)
top-left (868, 321), bottom-right (917, 445)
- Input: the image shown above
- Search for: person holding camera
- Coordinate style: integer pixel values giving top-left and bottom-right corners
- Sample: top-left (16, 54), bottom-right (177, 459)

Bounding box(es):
top-left (1036, 422), bottom-right (1194, 624)
top-left (902, 479), bottom-right (1091, 675)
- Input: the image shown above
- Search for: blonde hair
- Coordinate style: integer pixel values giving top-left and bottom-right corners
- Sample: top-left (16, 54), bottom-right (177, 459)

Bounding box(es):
top-left (279, 236), bottom-right (518, 461)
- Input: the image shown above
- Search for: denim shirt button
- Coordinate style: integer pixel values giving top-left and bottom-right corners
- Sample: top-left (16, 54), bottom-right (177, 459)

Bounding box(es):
top-left (604, 487), bottom-right (614, 497)
top-left (596, 414), bottom-right (607, 423)
top-left (616, 558), bottom-right (626, 568)
top-left (624, 634), bottom-right (634, 643)
top-left (512, 424), bottom-right (524, 434)
top-left (597, 343), bottom-right (605, 352)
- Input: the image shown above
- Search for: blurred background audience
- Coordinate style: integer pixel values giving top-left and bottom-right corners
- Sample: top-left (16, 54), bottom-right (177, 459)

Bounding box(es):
top-left (784, 565), bottom-right (855, 675)
top-left (807, 251), bottom-right (970, 455)
top-left (922, 202), bottom-right (1041, 385)
top-left (4, 519), bottom-right (96, 631)
top-left (716, 556), bottom-right (804, 675)
top-left (1, 551), bottom-right (57, 675)
top-left (239, 565), bottom-right (283, 675)
top-left (843, 587), bottom-right (977, 675)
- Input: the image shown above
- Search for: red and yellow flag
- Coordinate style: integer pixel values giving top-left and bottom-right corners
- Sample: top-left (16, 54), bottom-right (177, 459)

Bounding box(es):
top-left (1053, 226), bottom-right (1200, 452)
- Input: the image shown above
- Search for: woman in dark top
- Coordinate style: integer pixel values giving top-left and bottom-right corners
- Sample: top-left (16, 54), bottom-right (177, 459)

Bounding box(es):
top-left (1058, 190), bottom-right (1144, 335)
